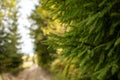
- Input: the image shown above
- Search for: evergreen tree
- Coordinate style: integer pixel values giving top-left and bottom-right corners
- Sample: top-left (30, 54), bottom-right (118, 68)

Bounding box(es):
top-left (0, 0), bottom-right (23, 74)
top-left (29, 6), bottom-right (56, 68)
top-left (42, 0), bottom-right (120, 80)
top-left (0, 27), bottom-right (9, 73)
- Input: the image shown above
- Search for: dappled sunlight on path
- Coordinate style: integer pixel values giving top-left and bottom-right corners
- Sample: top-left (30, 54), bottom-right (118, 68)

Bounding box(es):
top-left (17, 64), bottom-right (51, 80)
top-left (0, 64), bottom-right (52, 80)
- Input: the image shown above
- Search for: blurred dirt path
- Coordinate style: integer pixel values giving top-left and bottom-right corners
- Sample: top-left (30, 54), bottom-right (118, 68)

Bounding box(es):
top-left (17, 64), bottom-right (51, 80)
top-left (0, 64), bottom-right (52, 80)
top-left (16, 64), bottom-right (52, 80)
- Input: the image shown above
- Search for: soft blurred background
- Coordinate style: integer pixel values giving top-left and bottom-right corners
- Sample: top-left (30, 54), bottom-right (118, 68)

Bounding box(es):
top-left (0, 0), bottom-right (120, 80)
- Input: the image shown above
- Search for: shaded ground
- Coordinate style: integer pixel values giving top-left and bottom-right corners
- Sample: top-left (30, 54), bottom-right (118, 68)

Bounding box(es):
top-left (0, 64), bottom-right (52, 80)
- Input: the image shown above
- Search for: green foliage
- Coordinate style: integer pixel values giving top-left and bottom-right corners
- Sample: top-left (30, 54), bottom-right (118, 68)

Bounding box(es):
top-left (0, 0), bottom-right (23, 74)
top-left (29, 6), bottom-right (56, 69)
top-left (42, 0), bottom-right (120, 80)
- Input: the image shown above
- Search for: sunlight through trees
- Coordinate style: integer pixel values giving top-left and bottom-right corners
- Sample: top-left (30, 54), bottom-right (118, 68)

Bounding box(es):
top-left (0, 0), bottom-right (23, 74)
top-left (0, 0), bottom-right (120, 80)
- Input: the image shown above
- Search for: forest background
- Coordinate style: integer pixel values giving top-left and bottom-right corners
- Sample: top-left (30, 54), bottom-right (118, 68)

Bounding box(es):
top-left (0, 0), bottom-right (120, 80)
